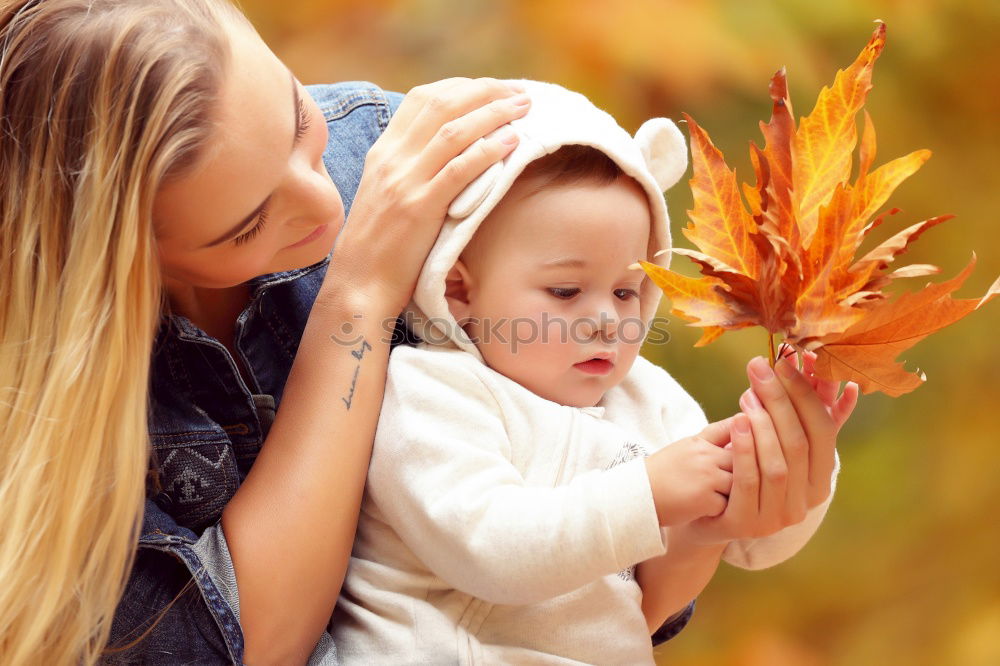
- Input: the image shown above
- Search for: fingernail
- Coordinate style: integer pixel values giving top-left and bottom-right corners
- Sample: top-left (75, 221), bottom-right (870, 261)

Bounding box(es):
top-left (734, 415), bottom-right (751, 433)
top-left (741, 389), bottom-right (761, 411)
top-left (497, 127), bottom-right (518, 145)
top-left (507, 82), bottom-right (526, 93)
top-left (749, 356), bottom-right (774, 381)
top-left (511, 94), bottom-right (530, 107)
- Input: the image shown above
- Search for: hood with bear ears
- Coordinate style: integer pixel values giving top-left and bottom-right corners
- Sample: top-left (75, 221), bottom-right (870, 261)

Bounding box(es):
top-left (403, 80), bottom-right (688, 363)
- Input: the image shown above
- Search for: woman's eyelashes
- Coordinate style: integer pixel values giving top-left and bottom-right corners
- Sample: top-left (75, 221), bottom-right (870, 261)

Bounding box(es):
top-left (295, 94), bottom-right (311, 140)
top-left (233, 205), bottom-right (270, 246)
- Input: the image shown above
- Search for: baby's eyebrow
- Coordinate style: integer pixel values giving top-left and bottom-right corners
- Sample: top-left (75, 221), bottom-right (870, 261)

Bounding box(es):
top-left (539, 258), bottom-right (587, 269)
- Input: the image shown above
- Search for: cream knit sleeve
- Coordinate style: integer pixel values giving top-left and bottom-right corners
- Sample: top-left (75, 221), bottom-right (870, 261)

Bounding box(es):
top-left (364, 346), bottom-right (667, 606)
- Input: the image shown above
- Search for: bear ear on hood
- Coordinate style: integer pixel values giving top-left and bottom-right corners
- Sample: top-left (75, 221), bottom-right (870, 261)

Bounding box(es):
top-left (634, 118), bottom-right (688, 193)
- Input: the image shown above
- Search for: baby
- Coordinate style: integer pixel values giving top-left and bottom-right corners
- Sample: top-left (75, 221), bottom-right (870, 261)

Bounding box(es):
top-left (332, 81), bottom-right (840, 664)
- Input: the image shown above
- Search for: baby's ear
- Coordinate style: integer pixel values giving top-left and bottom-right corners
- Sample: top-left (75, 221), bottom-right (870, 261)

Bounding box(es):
top-left (634, 118), bottom-right (688, 192)
top-left (444, 260), bottom-right (474, 322)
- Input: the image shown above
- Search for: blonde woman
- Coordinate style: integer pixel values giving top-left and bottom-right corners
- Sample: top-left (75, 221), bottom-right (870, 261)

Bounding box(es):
top-left (0, 0), bottom-right (532, 663)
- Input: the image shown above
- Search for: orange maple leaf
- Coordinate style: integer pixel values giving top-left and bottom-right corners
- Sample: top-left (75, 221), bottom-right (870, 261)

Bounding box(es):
top-left (641, 22), bottom-right (999, 395)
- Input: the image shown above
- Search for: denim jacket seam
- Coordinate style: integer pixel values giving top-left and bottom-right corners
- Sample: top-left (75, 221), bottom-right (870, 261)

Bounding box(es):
top-left (319, 88), bottom-right (386, 122)
top-left (260, 311), bottom-right (298, 362)
top-left (137, 539), bottom-right (244, 663)
top-left (153, 430), bottom-right (229, 440)
top-left (163, 336), bottom-right (195, 396)
top-left (247, 257), bottom-right (330, 292)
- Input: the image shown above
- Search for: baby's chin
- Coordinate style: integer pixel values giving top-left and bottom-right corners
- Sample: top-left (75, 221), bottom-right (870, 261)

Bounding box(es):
top-left (545, 384), bottom-right (607, 409)
top-left (514, 375), bottom-right (609, 409)
top-left (474, 346), bottom-right (622, 408)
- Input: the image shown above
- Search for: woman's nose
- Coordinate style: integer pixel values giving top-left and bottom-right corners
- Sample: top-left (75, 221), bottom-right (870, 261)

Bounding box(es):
top-left (283, 158), bottom-right (342, 230)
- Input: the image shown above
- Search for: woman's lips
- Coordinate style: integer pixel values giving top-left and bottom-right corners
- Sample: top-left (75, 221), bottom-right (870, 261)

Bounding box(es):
top-left (573, 358), bottom-right (614, 375)
top-left (286, 224), bottom-right (329, 249)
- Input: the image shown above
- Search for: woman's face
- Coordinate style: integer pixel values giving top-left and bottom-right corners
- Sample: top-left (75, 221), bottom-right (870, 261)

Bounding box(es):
top-left (154, 22), bottom-right (341, 290)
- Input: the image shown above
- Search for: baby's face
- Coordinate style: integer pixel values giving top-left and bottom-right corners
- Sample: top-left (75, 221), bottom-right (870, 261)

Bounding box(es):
top-left (457, 175), bottom-right (651, 407)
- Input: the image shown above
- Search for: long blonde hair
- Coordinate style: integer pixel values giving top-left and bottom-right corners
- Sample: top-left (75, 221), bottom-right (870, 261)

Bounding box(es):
top-left (0, 1), bottom-right (243, 662)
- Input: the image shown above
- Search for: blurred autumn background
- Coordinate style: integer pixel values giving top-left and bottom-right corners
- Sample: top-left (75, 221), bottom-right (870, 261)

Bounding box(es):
top-left (240, 1), bottom-right (999, 664)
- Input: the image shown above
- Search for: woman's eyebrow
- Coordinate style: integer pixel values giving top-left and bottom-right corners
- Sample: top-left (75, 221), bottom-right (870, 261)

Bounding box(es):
top-left (200, 71), bottom-right (301, 249)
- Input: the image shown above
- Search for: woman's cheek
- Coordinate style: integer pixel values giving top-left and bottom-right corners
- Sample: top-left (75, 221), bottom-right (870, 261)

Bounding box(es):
top-left (215, 246), bottom-right (276, 285)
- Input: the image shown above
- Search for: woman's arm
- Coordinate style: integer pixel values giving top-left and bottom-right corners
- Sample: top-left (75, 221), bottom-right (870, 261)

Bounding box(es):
top-left (221, 78), bottom-right (530, 664)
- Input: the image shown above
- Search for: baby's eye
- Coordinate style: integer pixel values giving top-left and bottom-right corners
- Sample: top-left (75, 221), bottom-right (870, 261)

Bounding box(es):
top-left (614, 288), bottom-right (640, 301)
top-left (547, 287), bottom-right (580, 300)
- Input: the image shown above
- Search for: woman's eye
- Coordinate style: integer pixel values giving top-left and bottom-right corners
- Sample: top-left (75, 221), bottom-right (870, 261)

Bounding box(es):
top-left (614, 288), bottom-right (640, 301)
top-left (547, 287), bottom-right (580, 300)
top-left (233, 206), bottom-right (269, 246)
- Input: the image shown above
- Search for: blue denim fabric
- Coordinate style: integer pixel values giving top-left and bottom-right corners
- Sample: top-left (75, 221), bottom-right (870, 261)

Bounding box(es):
top-left (103, 81), bottom-right (405, 665)
top-left (652, 600), bottom-right (696, 645)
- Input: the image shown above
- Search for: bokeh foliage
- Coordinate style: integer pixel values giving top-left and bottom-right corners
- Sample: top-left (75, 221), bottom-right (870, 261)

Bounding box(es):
top-left (240, 1), bottom-right (1000, 663)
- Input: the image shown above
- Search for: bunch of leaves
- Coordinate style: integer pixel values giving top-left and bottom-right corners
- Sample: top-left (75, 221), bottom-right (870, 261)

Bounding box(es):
top-left (640, 22), bottom-right (998, 396)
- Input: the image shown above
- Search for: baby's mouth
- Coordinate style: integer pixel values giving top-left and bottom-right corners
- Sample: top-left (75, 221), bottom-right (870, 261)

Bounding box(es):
top-left (573, 357), bottom-right (614, 376)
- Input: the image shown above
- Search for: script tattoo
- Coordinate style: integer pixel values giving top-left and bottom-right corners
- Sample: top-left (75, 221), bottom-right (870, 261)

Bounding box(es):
top-left (342, 338), bottom-right (372, 410)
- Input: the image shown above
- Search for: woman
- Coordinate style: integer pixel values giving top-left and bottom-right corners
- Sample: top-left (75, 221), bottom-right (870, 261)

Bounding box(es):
top-left (0, 0), bottom-right (530, 662)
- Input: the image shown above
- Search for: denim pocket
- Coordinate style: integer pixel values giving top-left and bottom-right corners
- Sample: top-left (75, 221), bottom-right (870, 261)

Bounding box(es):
top-left (150, 433), bottom-right (239, 532)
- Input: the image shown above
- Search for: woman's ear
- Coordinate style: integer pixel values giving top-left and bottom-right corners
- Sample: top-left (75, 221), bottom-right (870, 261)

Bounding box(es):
top-left (444, 259), bottom-right (474, 323)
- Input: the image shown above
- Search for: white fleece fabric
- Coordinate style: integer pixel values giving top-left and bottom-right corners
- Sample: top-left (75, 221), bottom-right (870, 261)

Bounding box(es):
top-left (331, 81), bottom-right (839, 664)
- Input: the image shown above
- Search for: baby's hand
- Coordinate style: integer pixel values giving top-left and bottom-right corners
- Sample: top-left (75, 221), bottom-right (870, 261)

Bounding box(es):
top-left (644, 419), bottom-right (734, 526)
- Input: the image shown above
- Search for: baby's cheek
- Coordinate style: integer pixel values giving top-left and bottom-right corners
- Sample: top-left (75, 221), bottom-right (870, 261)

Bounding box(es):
top-left (618, 318), bottom-right (646, 346)
top-left (508, 317), bottom-right (545, 352)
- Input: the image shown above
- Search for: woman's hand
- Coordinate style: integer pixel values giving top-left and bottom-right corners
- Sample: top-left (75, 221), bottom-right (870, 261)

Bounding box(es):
top-left (679, 351), bottom-right (858, 545)
top-left (327, 77), bottom-right (530, 311)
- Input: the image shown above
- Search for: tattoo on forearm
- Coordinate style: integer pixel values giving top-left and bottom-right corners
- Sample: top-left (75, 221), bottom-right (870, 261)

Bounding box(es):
top-left (342, 338), bottom-right (372, 410)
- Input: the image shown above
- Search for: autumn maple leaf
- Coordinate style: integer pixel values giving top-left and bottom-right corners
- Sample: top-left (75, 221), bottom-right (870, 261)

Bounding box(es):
top-left (641, 22), bottom-right (999, 396)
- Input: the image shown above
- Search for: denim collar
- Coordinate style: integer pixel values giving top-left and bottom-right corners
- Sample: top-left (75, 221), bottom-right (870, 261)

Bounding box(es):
top-left (160, 249), bottom-right (333, 342)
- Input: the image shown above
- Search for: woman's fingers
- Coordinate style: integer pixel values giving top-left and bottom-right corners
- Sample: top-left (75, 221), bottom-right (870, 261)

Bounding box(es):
top-left (803, 351), bottom-right (840, 408)
top-left (424, 122), bottom-right (521, 201)
top-left (403, 77), bottom-right (527, 150)
top-left (745, 358), bottom-right (810, 523)
top-left (418, 94), bottom-right (530, 181)
top-left (739, 387), bottom-right (789, 532)
top-left (832, 382), bottom-right (860, 430)
top-left (722, 413), bottom-right (759, 534)
top-left (769, 354), bottom-right (840, 509)
top-left (766, 356), bottom-right (837, 473)
top-left (382, 77), bottom-right (533, 224)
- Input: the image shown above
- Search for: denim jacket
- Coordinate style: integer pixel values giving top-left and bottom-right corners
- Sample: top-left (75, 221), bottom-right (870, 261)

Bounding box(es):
top-left (104, 81), bottom-right (693, 664)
